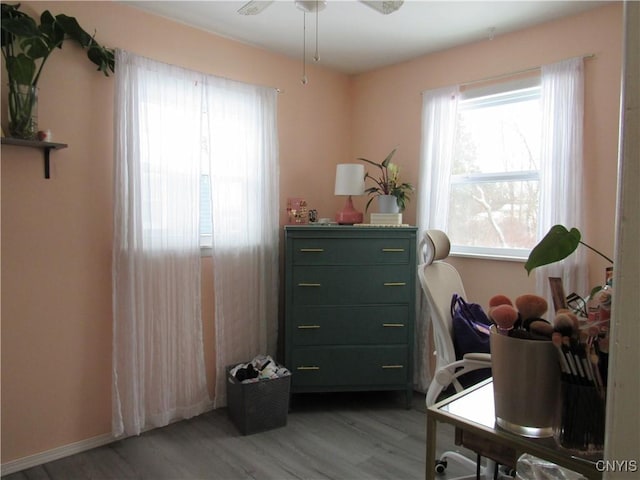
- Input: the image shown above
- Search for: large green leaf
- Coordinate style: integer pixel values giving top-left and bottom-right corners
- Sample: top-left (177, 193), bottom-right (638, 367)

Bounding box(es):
top-left (55, 14), bottom-right (92, 46)
top-left (22, 36), bottom-right (49, 59)
top-left (2, 16), bottom-right (40, 38)
top-left (39, 10), bottom-right (64, 49)
top-left (5, 54), bottom-right (36, 85)
top-left (524, 225), bottom-right (581, 275)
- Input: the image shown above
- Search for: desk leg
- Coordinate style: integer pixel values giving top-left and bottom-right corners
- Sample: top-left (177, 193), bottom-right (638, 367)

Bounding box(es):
top-left (426, 412), bottom-right (437, 480)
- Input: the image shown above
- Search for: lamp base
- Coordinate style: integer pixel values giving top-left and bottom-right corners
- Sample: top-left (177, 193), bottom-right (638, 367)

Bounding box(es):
top-left (335, 196), bottom-right (363, 225)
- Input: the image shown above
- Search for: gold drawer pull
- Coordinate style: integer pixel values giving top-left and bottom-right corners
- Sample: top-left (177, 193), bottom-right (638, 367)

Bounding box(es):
top-left (382, 248), bottom-right (405, 252)
top-left (383, 323), bottom-right (405, 328)
top-left (382, 365), bottom-right (404, 369)
top-left (384, 282), bottom-right (406, 286)
top-left (299, 248), bottom-right (324, 252)
top-left (298, 283), bottom-right (322, 287)
top-left (298, 325), bottom-right (321, 329)
top-left (297, 366), bottom-right (320, 371)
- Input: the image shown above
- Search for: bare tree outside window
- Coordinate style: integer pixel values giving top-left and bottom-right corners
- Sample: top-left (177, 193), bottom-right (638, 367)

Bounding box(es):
top-left (448, 85), bottom-right (541, 257)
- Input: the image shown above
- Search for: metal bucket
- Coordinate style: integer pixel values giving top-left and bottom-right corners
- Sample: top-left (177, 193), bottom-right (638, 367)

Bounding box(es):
top-left (490, 326), bottom-right (561, 438)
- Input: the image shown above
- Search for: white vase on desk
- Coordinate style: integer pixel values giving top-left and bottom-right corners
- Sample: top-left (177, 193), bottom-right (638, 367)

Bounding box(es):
top-left (377, 195), bottom-right (400, 214)
top-left (490, 326), bottom-right (561, 438)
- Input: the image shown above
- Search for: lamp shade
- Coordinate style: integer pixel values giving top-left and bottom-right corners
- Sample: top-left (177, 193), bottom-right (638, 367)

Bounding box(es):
top-left (334, 164), bottom-right (365, 196)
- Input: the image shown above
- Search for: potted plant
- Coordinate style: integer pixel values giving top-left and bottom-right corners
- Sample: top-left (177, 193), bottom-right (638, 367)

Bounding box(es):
top-left (1, 2), bottom-right (115, 139)
top-left (358, 147), bottom-right (414, 213)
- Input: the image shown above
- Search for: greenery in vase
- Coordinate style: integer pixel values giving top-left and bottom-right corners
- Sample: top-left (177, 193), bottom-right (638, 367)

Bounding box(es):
top-left (1, 2), bottom-right (115, 138)
top-left (358, 147), bottom-right (414, 212)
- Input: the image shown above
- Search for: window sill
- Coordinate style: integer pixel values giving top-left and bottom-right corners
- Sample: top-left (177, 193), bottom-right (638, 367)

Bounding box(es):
top-left (200, 246), bottom-right (212, 257)
top-left (450, 251), bottom-right (527, 263)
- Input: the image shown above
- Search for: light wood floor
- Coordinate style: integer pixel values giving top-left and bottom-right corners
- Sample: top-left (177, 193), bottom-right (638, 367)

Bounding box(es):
top-left (3, 391), bottom-right (480, 480)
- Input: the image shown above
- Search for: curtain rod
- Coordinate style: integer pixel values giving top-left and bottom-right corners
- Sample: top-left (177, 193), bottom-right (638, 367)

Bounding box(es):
top-left (460, 53), bottom-right (596, 89)
top-left (421, 54), bottom-right (596, 94)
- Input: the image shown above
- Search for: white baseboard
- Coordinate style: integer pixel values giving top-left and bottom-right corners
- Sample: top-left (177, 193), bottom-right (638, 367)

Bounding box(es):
top-left (1, 433), bottom-right (114, 475)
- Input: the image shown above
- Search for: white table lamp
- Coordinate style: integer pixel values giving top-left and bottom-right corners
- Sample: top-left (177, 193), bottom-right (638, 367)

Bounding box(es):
top-left (334, 164), bottom-right (365, 224)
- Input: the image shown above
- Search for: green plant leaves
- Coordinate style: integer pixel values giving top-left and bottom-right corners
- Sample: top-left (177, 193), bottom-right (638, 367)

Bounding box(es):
top-left (22, 36), bottom-right (49, 59)
top-left (358, 147), bottom-right (413, 212)
top-left (2, 3), bottom-right (115, 88)
top-left (6, 54), bottom-right (35, 85)
top-left (524, 225), bottom-right (581, 275)
top-left (381, 147), bottom-right (397, 168)
top-left (2, 15), bottom-right (40, 38)
top-left (55, 14), bottom-right (93, 47)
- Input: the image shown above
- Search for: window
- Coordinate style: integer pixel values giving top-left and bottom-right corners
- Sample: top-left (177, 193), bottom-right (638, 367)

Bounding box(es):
top-left (200, 175), bottom-right (213, 248)
top-left (448, 78), bottom-right (541, 259)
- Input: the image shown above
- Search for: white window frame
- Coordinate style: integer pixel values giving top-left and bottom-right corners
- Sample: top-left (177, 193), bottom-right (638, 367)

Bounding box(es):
top-left (448, 77), bottom-right (541, 260)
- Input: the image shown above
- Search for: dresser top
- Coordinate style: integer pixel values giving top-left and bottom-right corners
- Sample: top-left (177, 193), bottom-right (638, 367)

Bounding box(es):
top-left (284, 224), bottom-right (417, 231)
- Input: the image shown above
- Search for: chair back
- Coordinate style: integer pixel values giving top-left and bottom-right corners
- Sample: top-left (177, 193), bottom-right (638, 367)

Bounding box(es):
top-left (417, 230), bottom-right (467, 374)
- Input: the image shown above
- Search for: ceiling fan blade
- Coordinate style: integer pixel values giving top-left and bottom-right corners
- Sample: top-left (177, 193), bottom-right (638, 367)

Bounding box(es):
top-left (360, 1), bottom-right (404, 15)
top-left (238, 1), bottom-right (274, 15)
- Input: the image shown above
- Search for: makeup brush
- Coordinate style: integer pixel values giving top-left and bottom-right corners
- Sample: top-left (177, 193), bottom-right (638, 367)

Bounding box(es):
top-left (590, 350), bottom-right (605, 393)
top-left (489, 304), bottom-right (518, 335)
top-left (528, 319), bottom-right (554, 338)
top-left (557, 308), bottom-right (580, 330)
top-left (488, 294), bottom-right (513, 308)
top-left (562, 336), bottom-right (579, 379)
top-left (552, 332), bottom-right (571, 375)
top-left (554, 313), bottom-right (576, 338)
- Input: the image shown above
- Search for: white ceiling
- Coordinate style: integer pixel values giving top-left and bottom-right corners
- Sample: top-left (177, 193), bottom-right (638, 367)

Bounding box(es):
top-left (125, 1), bottom-right (609, 75)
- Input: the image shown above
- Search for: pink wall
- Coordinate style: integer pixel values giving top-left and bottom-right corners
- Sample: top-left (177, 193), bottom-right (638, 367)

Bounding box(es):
top-left (1, 0), bottom-right (623, 465)
top-left (1, 1), bottom-right (351, 463)
top-left (351, 3), bottom-right (622, 307)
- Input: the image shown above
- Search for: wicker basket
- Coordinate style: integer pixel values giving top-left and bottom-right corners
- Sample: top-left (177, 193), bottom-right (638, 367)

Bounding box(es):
top-left (226, 365), bottom-right (291, 435)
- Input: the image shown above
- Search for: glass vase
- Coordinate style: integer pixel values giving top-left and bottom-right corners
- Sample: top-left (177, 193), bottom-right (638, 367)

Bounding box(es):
top-left (7, 83), bottom-right (38, 140)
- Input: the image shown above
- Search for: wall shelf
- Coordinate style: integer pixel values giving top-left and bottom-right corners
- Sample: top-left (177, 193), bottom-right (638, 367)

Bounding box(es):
top-left (1, 137), bottom-right (68, 179)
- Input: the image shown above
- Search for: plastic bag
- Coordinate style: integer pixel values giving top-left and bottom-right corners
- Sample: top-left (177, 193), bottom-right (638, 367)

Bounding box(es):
top-left (516, 454), bottom-right (587, 480)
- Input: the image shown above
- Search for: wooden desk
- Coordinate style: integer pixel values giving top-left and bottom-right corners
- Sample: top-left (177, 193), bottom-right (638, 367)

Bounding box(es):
top-left (426, 379), bottom-right (602, 479)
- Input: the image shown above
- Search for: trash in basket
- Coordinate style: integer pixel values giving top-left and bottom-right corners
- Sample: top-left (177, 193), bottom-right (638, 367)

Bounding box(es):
top-left (227, 355), bottom-right (291, 435)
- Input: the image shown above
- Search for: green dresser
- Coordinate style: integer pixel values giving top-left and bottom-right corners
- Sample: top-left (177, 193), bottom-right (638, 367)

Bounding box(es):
top-left (284, 225), bottom-right (417, 406)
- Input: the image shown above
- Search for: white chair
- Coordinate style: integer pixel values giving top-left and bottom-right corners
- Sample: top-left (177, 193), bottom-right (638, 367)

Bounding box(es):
top-left (418, 229), bottom-right (494, 478)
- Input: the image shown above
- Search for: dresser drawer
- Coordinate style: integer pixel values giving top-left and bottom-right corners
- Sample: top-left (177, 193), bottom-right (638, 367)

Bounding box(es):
top-left (292, 265), bottom-right (411, 305)
top-left (284, 226), bottom-right (417, 401)
top-left (291, 305), bottom-right (409, 345)
top-left (291, 237), bottom-right (411, 265)
top-left (290, 346), bottom-right (409, 387)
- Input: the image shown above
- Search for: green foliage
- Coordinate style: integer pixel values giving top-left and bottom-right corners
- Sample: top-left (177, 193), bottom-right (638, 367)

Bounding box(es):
top-left (525, 224), bottom-right (614, 275)
top-left (1, 2), bottom-right (115, 88)
top-left (358, 147), bottom-right (414, 212)
top-left (525, 225), bottom-right (581, 274)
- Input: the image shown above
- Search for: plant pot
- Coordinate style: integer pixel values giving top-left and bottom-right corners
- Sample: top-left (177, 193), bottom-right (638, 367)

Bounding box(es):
top-left (7, 84), bottom-right (38, 140)
top-left (377, 195), bottom-right (400, 214)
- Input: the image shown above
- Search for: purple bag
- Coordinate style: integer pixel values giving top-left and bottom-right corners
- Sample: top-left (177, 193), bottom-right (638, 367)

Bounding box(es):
top-left (450, 293), bottom-right (492, 387)
top-left (451, 293), bottom-right (491, 358)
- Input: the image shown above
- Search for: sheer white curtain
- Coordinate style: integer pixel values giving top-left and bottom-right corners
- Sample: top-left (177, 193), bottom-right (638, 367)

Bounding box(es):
top-left (112, 49), bottom-right (279, 434)
top-left (418, 86), bottom-right (460, 234)
top-left (537, 57), bottom-right (587, 307)
top-left (414, 86), bottom-right (460, 392)
top-left (205, 80), bottom-right (280, 408)
top-left (112, 50), bottom-right (211, 437)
